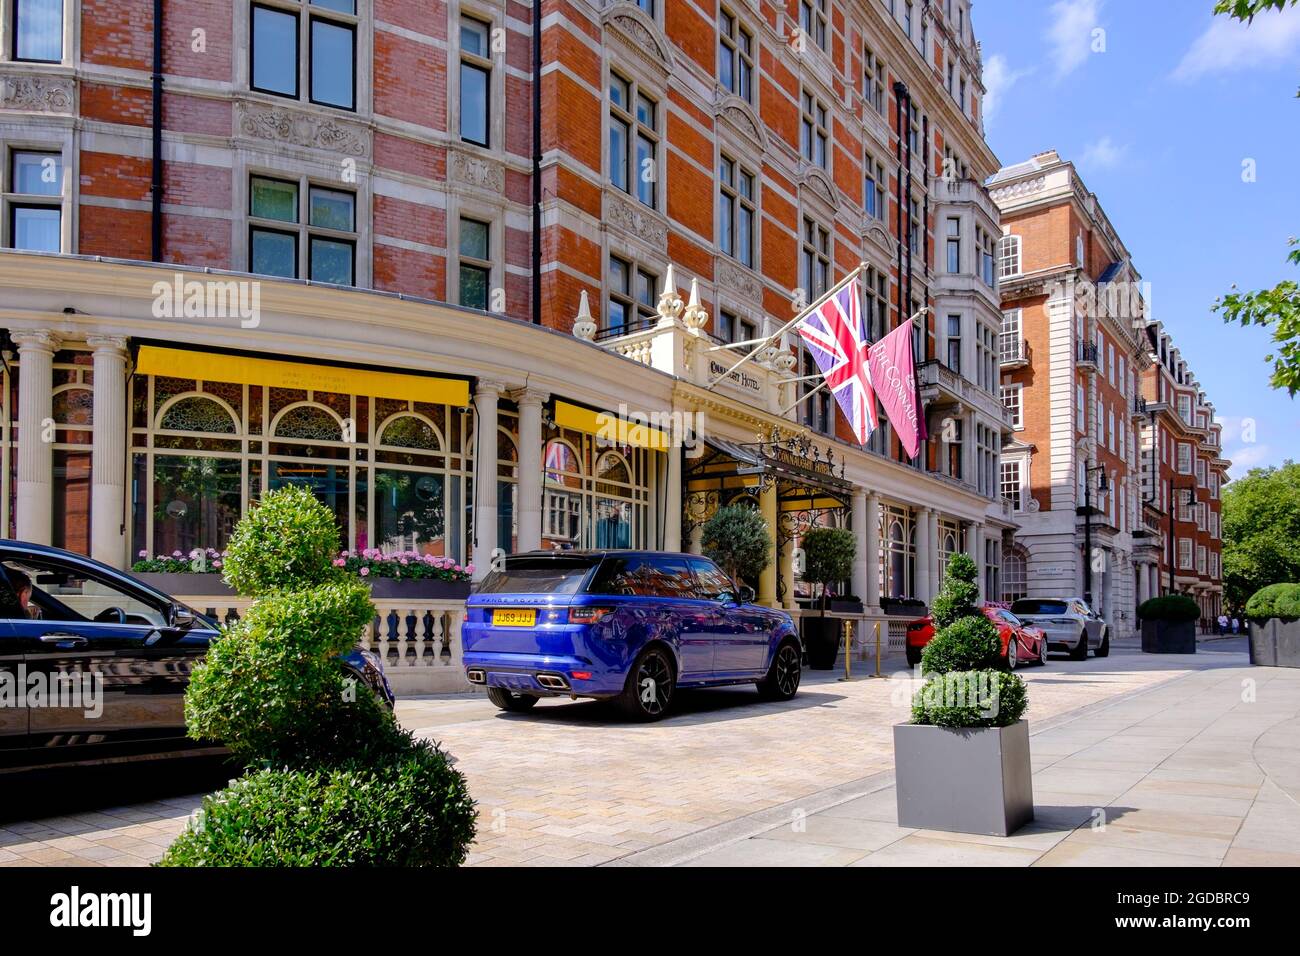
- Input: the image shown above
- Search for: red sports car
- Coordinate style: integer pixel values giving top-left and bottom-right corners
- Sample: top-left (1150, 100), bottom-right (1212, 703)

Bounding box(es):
top-left (905, 605), bottom-right (1048, 669)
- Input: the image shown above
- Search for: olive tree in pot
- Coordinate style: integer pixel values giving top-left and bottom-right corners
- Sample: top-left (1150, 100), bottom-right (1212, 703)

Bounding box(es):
top-left (159, 486), bottom-right (477, 867)
top-left (701, 503), bottom-right (772, 595)
top-left (1245, 583), bottom-right (1300, 667)
top-left (1138, 594), bottom-right (1200, 654)
top-left (894, 553), bottom-right (1032, 837)
top-left (800, 526), bottom-right (857, 670)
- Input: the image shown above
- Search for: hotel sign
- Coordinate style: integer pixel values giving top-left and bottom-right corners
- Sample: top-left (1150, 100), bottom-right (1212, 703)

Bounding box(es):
top-left (708, 359), bottom-right (763, 395)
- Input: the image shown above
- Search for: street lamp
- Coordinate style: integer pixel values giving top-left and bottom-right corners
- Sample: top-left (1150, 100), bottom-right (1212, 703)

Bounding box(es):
top-left (1168, 476), bottom-right (1197, 596)
top-left (1081, 461), bottom-right (1109, 606)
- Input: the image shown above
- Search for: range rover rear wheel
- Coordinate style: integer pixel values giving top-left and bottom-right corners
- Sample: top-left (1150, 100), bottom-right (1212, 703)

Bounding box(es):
top-left (487, 687), bottom-right (540, 712)
top-left (618, 647), bottom-right (675, 721)
top-left (757, 641), bottom-right (803, 701)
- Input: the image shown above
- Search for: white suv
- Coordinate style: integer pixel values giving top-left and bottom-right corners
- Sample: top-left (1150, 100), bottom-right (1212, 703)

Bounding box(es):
top-left (1009, 597), bottom-right (1109, 660)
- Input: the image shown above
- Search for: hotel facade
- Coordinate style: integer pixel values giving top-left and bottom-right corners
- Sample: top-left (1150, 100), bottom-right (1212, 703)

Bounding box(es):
top-left (0, 0), bottom-right (1016, 686)
top-left (990, 150), bottom-right (1227, 635)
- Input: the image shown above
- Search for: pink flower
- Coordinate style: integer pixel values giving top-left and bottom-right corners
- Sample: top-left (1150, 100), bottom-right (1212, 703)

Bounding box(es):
top-left (138, 550), bottom-right (148, 558)
top-left (212, 559), bottom-right (222, 568)
top-left (359, 567), bottom-right (370, 577)
top-left (333, 558), bottom-right (345, 567)
top-left (399, 558), bottom-right (409, 566)
top-left (465, 563), bottom-right (475, 574)
top-left (172, 550), bottom-right (183, 558)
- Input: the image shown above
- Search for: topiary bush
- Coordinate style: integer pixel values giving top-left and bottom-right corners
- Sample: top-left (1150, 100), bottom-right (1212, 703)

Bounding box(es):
top-left (159, 733), bottom-right (476, 868)
top-left (911, 669), bottom-right (1027, 728)
top-left (930, 553), bottom-right (980, 631)
top-left (701, 503), bottom-right (772, 585)
top-left (801, 526), bottom-right (856, 612)
top-left (1245, 582), bottom-right (1300, 622)
top-left (163, 486), bottom-right (476, 867)
top-left (1137, 594), bottom-right (1201, 623)
top-left (913, 552), bottom-right (1028, 728)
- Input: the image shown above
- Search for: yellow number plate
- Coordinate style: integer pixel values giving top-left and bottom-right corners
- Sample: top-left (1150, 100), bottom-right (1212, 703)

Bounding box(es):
top-left (492, 608), bottom-right (536, 627)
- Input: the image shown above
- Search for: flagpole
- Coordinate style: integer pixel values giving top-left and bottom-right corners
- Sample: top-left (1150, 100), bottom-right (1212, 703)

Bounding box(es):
top-left (704, 262), bottom-right (868, 390)
top-left (909, 306), bottom-right (930, 459)
top-left (779, 378), bottom-right (829, 417)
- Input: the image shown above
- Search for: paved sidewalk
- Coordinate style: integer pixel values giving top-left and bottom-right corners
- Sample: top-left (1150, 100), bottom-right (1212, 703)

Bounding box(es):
top-left (621, 661), bottom-right (1300, 867)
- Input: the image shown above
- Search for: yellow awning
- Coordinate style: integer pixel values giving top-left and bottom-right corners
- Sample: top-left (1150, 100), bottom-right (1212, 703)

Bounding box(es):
top-left (136, 347), bottom-right (470, 406)
top-left (553, 400), bottom-right (671, 451)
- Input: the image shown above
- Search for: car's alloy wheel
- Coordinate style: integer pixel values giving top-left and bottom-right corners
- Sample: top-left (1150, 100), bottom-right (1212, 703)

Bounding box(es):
top-left (1006, 639), bottom-right (1017, 670)
top-left (487, 686), bottom-right (540, 712)
top-left (758, 642), bottom-right (802, 701)
top-left (619, 647), bottom-right (675, 720)
top-left (1038, 638), bottom-right (1049, 666)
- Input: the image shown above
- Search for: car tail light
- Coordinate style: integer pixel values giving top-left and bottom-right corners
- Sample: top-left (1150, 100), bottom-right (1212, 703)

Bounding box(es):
top-left (571, 671), bottom-right (592, 680)
top-left (569, 606), bottom-right (615, 625)
top-left (906, 620), bottom-right (927, 633)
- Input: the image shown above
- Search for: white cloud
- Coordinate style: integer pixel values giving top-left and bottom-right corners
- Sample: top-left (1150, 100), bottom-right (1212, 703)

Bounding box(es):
top-left (1173, 8), bottom-right (1300, 81)
top-left (981, 54), bottom-right (1033, 125)
top-left (1225, 443), bottom-right (1274, 480)
top-left (1079, 135), bottom-right (1127, 169)
top-left (1046, 0), bottom-right (1103, 80)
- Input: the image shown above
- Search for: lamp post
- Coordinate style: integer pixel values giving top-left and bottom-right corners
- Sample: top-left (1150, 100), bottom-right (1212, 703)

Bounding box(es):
top-left (1168, 476), bottom-right (1197, 596)
top-left (1082, 462), bottom-right (1108, 606)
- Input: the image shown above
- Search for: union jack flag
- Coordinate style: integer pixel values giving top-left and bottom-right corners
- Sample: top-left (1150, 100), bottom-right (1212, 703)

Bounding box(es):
top-left (795, 277), bottom-right (878, 444)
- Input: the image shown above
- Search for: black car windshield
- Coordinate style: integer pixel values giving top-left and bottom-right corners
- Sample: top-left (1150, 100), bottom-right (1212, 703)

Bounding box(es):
top-left (1011, 599), bottom-right (1069, 615)
top-left (475, 557), bottom-right (597, 595)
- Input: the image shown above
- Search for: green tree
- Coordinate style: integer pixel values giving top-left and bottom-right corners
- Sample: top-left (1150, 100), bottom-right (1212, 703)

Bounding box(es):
top-left (1212, 1), bottom-right (1300, 390)
top-left (701, 503), bottom-right (772, 585)
top-left (801, 526), bottom-right (856, 615)
top-left (1222, 461), bottom-right (1300, 608)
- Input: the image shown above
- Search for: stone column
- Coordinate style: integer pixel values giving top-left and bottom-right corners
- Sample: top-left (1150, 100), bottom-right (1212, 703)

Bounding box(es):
top-left (14, 330), bottom-right (60, 545)
top-left (778, 530), bottom-right (796, 610)
top-left (1135, 560), bottom-right (1147, 606)
top-left (914, 506), bottom-right (932, 603)
top-left (927, 509), bottom-right (941, 601)
top-left (515, 389), bottom-right (547, 552)
top-left (865, 492), bottom-right (882, 611)
top-left (758, 482), bottom-right (778, 607)
top-left (662, 447), bottom-right (682, 551)
top-left (851, 490), bottom-right (870, 607)
top-left (966, 520), bottom-right (984, 602)
top-left (89, 335), bottom-right (129, 567)
top-left (471, 380), bottom-right (501, 581)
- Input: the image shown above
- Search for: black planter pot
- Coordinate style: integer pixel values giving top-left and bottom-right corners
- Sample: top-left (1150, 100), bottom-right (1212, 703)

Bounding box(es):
top-left (801, 615), bottom-right (842, 670)
top-left (130, 572), bottom-right (234, 596)
top-left (1250, 618), bottom-right (1300, 668)
top-left (1140, 618), bottom-right (1197, 654)
top-left (368, 577), bottom-right (472, 600)
top-left (828, 598), bottom-right (864, 614)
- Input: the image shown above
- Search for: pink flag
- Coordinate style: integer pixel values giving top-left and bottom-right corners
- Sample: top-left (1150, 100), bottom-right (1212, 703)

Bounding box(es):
top-left (868, 321), bottom-right (927, 459)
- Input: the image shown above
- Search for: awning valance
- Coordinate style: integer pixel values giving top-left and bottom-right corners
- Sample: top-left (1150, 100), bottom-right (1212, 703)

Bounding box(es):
top-left (135, 346), bottom-right (470, 406)
top-left (552, 400), bottom-right (671, 451)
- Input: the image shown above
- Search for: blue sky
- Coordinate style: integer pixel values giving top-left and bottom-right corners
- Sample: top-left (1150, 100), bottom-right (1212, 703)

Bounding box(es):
top-left (971, 0), bottom-right (1300, 480)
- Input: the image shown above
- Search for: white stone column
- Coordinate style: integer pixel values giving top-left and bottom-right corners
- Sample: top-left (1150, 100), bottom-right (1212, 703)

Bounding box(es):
top-left (966, 520), bottom-right (984, 602)
top-left (927, 509), bottom-right (941, 600)
top-left (914, 506), bottom-right (932, 603)
top-left (865, 492), bottom-right (881, 611)
top-left (14, 330), bottom-right (60, 545)
top-left (851, 489), bottom-right (870, 607)
top-left (471, 380), bottom-right (501, 581)
top-left (663, 447), bottom-right (682, 551)
top-left (515, 389), bottom-right (547, 552)
top-left (1135, 561), bottom-right (1148, 606)
top-left (89, 335), bottom-right (129, 567)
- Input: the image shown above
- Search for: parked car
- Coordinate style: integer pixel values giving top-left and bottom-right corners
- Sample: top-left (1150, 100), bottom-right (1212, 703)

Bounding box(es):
top-left (1009, 597), bottom-right (1109, 659)
top-left (904, 604), bottom-right (1048, 670)
top-left (462, 550), bottom-right (802, 720)
top-left (0, 541), bottom-right (393, 774)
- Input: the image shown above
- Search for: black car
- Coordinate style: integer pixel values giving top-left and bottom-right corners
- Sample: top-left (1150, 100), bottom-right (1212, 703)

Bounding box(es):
top-left (0, 541), bottom-right (393, 774)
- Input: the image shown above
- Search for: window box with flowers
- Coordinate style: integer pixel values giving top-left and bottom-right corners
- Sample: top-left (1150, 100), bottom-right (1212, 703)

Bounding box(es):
top-left (130, 548), bottom-right (474, 600)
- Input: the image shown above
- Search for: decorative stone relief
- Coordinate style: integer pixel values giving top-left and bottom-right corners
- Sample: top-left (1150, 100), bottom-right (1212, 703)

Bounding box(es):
top-left (606, 194), bottom-right (668, 250)
top-left (802, 168), bottom-right (838, 209)
top-left (989, 176), bottom-right (1046, 201)
top-left (715, 97), bottom-right (766, 152)
top-left (605, 11), bottom-right (674, 74)
top-left (717, 260), bottom-right (760, 300)
top-left (0, 74), bottom-right (73, 113)
top-left (449, 150), bottom-right (505, 193)
top-left (235, 102), bottom-right (371, 158)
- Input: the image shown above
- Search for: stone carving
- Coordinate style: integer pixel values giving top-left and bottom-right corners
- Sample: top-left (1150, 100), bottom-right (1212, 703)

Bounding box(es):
top-left (717, 260), bottom-right (760, 300)
top-left (606, 11), bottom-right (673, 73)
top-left (802, 168), bottom-right (838, 208)
top-left (449, 150), bottom-right (505, 193)
top-left (989, 176), bottom-right (1046, 201)
top-left (716, 98), bottom-right (766, 151)
top-left (236, 102), bottom-right (370, 158)
top-left (1, 74), bottom-right (73, 113)
top-left (606, 194), bottom-right (668, 249)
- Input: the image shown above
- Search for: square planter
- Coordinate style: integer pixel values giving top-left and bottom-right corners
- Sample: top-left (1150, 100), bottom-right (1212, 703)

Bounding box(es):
top-left (1250, 619), bottom-right (1300, 668)
top-left (1140, 618), bottom-right (1196, 654)
top-left (893, 720), bottom-right (1034, 837)
top-left (368, 578), bottom-right (471, 601)
top-left (130, 571), bottom-right (234, 596)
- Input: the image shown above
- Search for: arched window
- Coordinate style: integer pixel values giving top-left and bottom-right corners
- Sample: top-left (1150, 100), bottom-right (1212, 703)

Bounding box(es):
top-left (1002, 545), bottom-right (1028, 604)
top-left (160, 396), bottom-right (238, 434)
top-left (543, 439), bottom-right (584, 544)
top-left (594, 452), bottom-right (634, 548)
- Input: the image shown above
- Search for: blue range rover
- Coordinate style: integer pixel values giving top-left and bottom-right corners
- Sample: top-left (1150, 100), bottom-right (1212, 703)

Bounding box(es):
top-left (462, 550), bottom-right (802, 720)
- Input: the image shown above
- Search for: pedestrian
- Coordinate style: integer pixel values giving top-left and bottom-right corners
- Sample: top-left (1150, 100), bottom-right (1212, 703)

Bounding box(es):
top-left (1231, 616), bottom-right (1240, 635)
top-left (1217, 613), bottom-right (1228, 635)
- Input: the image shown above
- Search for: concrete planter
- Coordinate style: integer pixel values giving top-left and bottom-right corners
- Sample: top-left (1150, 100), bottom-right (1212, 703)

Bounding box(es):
top-left (894, 720), bottom-right (1034, 837)
top-left (1140, 618), bottom-right (1197, 654)
top-left (1249, 618), bottom-right (1300, 668)
top-left (368, 577), bottom-right (471, 601)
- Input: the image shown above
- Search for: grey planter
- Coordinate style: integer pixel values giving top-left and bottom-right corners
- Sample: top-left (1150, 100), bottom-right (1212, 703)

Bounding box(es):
top-left (1140, 618), bottom-right (1196, 654)
top-left (130, 572), bottom-right (234, 596)
top-left (368, 577), bottom-right (471, 600)
top-left (1250, 619), bottom-right (1300, 668)
top-left (894, 720), bottom-right (1034, 837)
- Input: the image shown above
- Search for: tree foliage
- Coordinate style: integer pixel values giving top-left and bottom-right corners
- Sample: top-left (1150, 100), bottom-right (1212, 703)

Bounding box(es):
top-left (701, 503), bottom-right (772, 584)
top-left (929, 553), bottom-right (980, 631)
top-left (1221, 461), bottom-right (1300, 608)
top-left (800, 526), bottom-right (856, 611)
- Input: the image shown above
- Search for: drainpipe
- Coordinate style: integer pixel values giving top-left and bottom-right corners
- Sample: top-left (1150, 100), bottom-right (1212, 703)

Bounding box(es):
top-left (531, 0), bottom-right (542, 324)
top-left (150, 0), bottom-right (164, 262)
